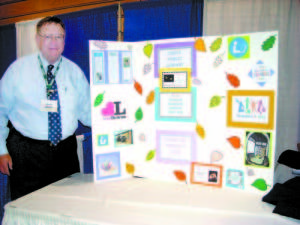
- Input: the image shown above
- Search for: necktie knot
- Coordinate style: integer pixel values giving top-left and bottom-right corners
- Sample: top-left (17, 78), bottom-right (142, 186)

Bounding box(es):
top-left (47, 64), bottom-right (54, 73)
top-left (47, 65), bottom-right (54, 80)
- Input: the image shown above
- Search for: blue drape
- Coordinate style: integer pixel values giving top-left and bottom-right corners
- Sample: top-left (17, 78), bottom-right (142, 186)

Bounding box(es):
top-left (0, 24), bottom-right (16, 225)
top-left (59, 5), bottom-right (118, 136)
top-left (83, 132), bottom-right (93, 174)
top-left (123, 0), bottom-right (203, 41)
top-left (0, 24), bottom-right (16, 79)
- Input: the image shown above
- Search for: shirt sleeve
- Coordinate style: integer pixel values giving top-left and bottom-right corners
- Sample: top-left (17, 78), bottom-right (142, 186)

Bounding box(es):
top-left (0, 65), bottom-right (15, 155)
top-left (77, 69), bottom-right (91, 127)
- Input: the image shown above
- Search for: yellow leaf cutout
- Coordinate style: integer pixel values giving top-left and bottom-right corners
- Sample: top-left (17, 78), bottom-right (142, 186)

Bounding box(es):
top-left (194, 38), bottom-right (206, 52)
top-left (126, 163), bottom-right (135, 175)
top-left (196, 123), bottom-right (205, 139)
top-left (210, 37), bottom-right (222, 52)
top-left (146, 150), bottom-right (156, 161)
top-left (146, 90), bottom-right (155, 104)
top-left (143, 43), bottom-right (153, 58)
top-left (209, 95), bottom-right (222, 108)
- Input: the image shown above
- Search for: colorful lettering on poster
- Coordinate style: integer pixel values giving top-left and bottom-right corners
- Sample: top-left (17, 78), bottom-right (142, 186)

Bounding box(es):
top-left (101, 101), bottom-right (127, 120)
top-left (236, 98), bottom-right (266, 114)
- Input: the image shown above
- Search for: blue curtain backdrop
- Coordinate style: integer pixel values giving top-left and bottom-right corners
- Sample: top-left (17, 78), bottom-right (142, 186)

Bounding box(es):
top-left (0, 24), bottom-right (16, 78)
top-left (0, 24), bottom-right (16, 225)
top-left (123, 0), bottom-right (203, 41)
top-left (59, 5), bottom-right (118, 136)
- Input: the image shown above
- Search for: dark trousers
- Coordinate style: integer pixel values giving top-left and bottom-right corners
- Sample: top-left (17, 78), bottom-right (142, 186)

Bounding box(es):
top-left (7, 127), bottom-right (80, 200)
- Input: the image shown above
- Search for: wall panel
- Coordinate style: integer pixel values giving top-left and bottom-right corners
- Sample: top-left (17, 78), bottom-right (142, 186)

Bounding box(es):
top-left (0, 0), bottom-right (140, 26)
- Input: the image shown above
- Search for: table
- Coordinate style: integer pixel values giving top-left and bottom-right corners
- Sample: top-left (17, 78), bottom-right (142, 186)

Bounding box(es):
top-left (2, 173), bottom-right (299, 225)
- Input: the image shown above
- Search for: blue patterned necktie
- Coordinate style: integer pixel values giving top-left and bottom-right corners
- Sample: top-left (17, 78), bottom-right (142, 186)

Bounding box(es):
top-left (47, 64), bottom-right (62, 146)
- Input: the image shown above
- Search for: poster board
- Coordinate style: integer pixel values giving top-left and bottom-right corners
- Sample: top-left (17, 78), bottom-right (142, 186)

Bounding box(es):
top-left (89, 31), bottom-right (278, 193)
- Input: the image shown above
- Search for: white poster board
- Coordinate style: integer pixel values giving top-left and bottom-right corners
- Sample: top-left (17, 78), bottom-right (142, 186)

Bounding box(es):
top-left (89, 31), bottom-right (278, 194)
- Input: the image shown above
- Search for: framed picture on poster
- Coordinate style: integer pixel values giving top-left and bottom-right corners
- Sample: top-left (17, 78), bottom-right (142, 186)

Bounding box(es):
top-left (227, 90), bottom-right (275, 130)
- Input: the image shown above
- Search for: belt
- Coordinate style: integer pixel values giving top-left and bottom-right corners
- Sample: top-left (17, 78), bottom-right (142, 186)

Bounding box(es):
top-left (10, 127), bottom-right (75, 148)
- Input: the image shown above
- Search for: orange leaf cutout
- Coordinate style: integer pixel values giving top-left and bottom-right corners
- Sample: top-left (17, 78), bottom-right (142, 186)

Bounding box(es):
top-left (226, 73), bottom-right (240, 88)
top-left (227, 136), bottom-right (241, 149)
top-left (146, 90), bottom-right (155, 104)
top-left (173, 170), bottom-right (186, 182)
top-left (194, 38), bottom-right (206, 52)
top-left (196, 123), bottom-right (205, 139)
top-left (134, 80), bottom-right (143, 95)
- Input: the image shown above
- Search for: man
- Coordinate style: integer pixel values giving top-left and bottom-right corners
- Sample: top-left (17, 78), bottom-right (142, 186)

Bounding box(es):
top-left (0, 16), bottom-right (91, 200)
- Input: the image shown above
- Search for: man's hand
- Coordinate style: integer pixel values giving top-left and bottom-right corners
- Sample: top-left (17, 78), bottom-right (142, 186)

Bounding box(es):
top-left (0, 154), bottom-right (12, 175)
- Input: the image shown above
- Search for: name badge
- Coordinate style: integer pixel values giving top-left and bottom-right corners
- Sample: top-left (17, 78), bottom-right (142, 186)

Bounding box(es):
top-left (41, 99), bottom-right (58, 112)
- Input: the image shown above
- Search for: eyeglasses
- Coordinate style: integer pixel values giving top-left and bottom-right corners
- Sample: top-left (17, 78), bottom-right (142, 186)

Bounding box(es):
top-left (39, 33), bottom-right (65, 42)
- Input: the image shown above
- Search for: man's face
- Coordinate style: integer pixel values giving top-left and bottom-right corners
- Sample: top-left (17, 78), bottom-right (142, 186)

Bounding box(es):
top-left (36, 23), bottom-right (65, 64)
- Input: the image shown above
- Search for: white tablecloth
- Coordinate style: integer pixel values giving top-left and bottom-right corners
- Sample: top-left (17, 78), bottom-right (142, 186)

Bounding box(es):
top-left (2, 173), bottom-right (299, 225)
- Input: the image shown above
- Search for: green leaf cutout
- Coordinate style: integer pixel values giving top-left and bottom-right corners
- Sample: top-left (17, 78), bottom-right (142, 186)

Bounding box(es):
top-left (146, 150), bottom-right (156, 161)
top-left (262, 35), bottom-right (276, 51)
top-left (143, 43), bottom-right (153, 58)
top-left (210, 37), bottom-right (222, 52)
top-left (135, 107), bottom-right (143, 122)
top-left (94, 92), bottom-right (105, 107)
top-left (209, 95), bottom-right (222, 108)
top-left (252, 178), bottom-right (268, 191)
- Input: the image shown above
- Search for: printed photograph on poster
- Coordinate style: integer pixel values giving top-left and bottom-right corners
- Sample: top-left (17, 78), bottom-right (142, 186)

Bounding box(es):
top-left (190, 162), bottom-right (223, 187)
top-left (160, 68), bottom-right (191, 92)
top-left (156, 130), bottom-right (196, 164)
top-left (92, 51), bottom-right (105, 84)
top-left (227, 90), bottom-right (275, 129)
top-left (154, 42), bottom-right (197, 78)
top-left (121, 51), bottom-right (133, 83)
top-left (226, 169), bottom-right (244, 189)
top-left (123, 56), bottom-right (130, 67)
top-left (244, 131), bottom-right (272, 168)
top-left (95, 152), bottom-right (121, 180)
top-left (91, 50), bottom-right (133, 84)
top-left (114, 130), bottom-right (133, 147)
top-left (97, 134), bottom-right (109, 147)
top-left (155, 88), bottom-right (197, 122)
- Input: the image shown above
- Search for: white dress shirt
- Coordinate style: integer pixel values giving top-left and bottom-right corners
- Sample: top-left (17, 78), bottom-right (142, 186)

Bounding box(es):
top-left (0, 52), bottom-right (91, 155)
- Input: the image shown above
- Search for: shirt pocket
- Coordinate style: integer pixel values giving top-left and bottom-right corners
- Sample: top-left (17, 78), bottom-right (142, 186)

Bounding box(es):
top-left (58, 82), bottom-right (78, 113)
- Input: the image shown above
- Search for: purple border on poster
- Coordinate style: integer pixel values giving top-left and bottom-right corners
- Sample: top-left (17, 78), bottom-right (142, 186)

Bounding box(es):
top-left (154, 42), bottom-right (197, 78)
top-left (156, 130), bottom-right (196, 164)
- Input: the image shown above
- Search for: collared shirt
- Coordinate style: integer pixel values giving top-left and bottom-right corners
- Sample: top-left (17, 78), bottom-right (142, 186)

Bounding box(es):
top-left (0, 52), bottom-right (91, 155)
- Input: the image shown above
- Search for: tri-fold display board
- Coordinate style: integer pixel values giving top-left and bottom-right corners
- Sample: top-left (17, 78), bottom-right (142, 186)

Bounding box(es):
top-left (89, 31), bottom-right (278, 194)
